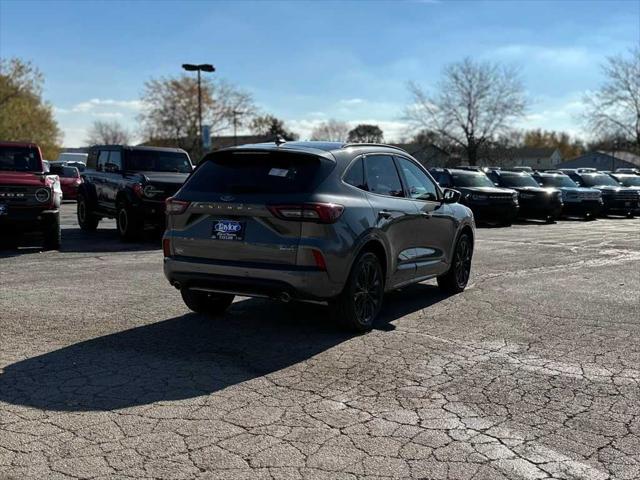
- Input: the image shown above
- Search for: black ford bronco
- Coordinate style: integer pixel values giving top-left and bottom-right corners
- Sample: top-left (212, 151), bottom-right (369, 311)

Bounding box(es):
top-left (77, 145), bottom-right (193, 240)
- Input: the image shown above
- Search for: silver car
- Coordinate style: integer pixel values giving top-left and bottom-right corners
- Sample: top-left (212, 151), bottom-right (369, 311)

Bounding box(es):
top-left (163, 141), bottom-right (475, 331)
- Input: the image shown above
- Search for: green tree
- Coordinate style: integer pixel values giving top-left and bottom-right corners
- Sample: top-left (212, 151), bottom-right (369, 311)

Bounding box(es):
top-left (0, 58), bottom-right (62, 159)
top-left (249, 114), bottom-right (298, 140)
top-left (523, 129), bottom-right (584, 159)
top-left (347, 124), bottom-right (383, 143)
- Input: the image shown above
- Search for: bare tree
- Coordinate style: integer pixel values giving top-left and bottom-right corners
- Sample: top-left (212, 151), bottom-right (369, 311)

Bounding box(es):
top-left (583, 48), bottom-right (640, 148)
top-left (406, 57), bottom-right (528, 165)
top-left (86, 120), bottom-right (131, 145)
top-left (310, 119), bottom-right (350, 142)
top-left (138, 75), bottom-right (255, 156)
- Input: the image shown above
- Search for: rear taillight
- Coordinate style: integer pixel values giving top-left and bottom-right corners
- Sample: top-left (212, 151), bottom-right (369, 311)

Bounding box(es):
top-left (162, 238), bottom-right (171, 257)
top-left (311, 249), bottom-right (327, 271)
top-left (165, 197), bottom-right (190, 215)
top-left (268, 203), bottom-right (344, 223)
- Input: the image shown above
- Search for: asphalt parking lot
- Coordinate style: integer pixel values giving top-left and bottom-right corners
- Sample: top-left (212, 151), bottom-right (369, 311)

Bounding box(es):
top-left (0, 203), bottom-right (639, 480)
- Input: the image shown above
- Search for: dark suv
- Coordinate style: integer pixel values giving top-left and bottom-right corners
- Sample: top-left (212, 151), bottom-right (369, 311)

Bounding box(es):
top-left (565, 171), bottom-right (639, 218)
top-left (533, 171), bottom-right (603, 219)
top-left (429, 168), bottom-right (519, 226)
top-left (78, 145), bottom-right (193, 240)
top-left (486, 170), bottom-right (562, 222)
top-left (0, 142), bottom-right (62, 249)
top-left (163, 141), bottom-right (475, 331)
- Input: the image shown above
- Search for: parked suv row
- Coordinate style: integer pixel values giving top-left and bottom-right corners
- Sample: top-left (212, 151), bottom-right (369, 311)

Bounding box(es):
top-left (77, 145), bottom-right (194, 240)
top-left (163, 141), bottom-right (476, 331)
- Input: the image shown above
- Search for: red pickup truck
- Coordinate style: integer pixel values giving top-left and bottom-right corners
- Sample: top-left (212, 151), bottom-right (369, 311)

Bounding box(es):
top-left (0, 142), bottom-right (63, 249)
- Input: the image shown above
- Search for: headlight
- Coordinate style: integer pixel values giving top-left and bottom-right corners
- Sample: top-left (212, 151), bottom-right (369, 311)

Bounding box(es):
top-left (512, 192), bottom-right (518, 200)
top-left (35, 188), bottom-right (51, 203)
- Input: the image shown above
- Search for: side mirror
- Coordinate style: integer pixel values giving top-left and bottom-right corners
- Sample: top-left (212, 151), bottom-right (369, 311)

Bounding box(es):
top-left (442, 188), bottom-right (461, 204)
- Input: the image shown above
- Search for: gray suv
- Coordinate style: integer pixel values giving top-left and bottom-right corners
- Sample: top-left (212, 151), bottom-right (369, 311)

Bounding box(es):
top-left (163, 141), bottom-right (475, 331)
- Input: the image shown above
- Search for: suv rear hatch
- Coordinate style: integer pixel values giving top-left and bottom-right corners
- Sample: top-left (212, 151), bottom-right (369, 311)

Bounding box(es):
top-left (168, 149), bottom-right (335, 267)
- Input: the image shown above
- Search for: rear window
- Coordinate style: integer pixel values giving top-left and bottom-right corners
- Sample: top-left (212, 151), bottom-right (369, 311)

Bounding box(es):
top-left (184, 151), bottom-right (324, 194)
top-left (125, 150), bottom-right (192, 173)
top-left (0, 146), bottom-right (41, 172)
top-left (50, 165), bottom-right (79, 178)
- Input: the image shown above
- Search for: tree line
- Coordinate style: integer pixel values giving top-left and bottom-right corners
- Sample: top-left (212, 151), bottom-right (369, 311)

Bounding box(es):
top-left (1, 47), bottom-right (638, 164)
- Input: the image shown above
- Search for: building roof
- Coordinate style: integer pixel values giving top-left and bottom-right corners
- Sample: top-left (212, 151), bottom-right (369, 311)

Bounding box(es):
top-left (504, 147), bottom-right (558, 158)
top-left (597, 150), bottom-right (640, 167)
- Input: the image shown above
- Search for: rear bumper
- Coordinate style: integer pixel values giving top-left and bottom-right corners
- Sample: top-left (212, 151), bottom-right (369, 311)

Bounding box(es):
top-left (164, 256), bottom-right (342, 300)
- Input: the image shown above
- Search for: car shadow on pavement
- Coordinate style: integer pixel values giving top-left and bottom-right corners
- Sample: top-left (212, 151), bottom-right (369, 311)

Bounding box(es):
top-left (0, 284), bottom-right (448, 412)
top-left (59, 228), bottom-right (161, 253)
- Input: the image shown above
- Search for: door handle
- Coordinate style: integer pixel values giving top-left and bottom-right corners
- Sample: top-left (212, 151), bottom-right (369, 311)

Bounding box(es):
top-left (378, 210), bottom-right (392, 219)
top-left (419, 212), bottom-right (432, 219)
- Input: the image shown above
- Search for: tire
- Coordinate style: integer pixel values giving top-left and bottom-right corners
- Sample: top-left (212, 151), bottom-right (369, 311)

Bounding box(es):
top-left (117, 201), bottom-right (142, 241)
top-left (181, 288), bottom-right (234, 316)
top-left (77, 193), bottom-right (99, 231)
top-left (438, 232), bottom-right (473, 294)
top-left (43, 212), bottom-right (61, 251)
top-left (330, 252), bottom-right (384, 332)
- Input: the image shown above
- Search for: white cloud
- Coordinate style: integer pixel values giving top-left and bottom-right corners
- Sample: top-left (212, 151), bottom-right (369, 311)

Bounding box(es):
top-left (338, 98), bottom-right (365, 106)
top-left (57, 98), bottom-right (144, 114)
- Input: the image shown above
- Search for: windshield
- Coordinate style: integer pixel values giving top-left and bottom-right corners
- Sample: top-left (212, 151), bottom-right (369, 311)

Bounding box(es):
top-left (451, 172), bottom-right (495, 188)
top-left (49, 165), bottom-right (79, 178)
top-left (126, 150), bottom-right (192, 173)
top-left (615, 175), bottom-right (640, 187)
top-left (0, 146), bottom-right (42, 172)
top-left (537, 175), bottom-right (578, 188)
top-left (580, 174), bottom-right (620, 187)
top-left (67, 162), bottom-right (86, 172)
top-left (499, 174), bottom-right (539, 188)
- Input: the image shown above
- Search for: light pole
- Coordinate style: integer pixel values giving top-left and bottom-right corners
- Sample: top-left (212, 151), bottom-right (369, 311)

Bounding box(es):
top-left (232, 110), bottom-right (245, 146)
top-left (182, 63), bottom-right (215, 148)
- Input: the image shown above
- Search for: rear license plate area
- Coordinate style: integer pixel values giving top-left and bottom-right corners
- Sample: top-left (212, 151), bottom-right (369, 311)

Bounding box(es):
top-left (212, 219), bottom-right (245, 241)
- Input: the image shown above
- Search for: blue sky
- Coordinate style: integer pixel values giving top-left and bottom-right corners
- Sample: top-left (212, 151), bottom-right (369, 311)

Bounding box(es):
top-left (1, 0), bottom-right (638, 146)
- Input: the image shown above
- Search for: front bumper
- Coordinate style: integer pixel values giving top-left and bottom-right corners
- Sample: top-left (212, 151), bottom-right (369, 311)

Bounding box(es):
top-left (0, 207), bottom-right (58, 234)
top-left (562, 200), bottom-right (603, 218)
top-left (466, 202), bottom-right (519, 223)
top-left (164, 255), bottom-right (342, 300)
top-left (601, 197), bottom-right (640, 215)
top-left (518, 200), bottom-right (563, 220)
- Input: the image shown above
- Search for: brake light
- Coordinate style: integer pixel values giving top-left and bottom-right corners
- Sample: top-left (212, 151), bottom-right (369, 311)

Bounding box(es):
top-left (162, 238), bottom-right (171, 257)
top-left (311, 249), bottom-right (327, 271)
top-left (268, 203), bottom-right (344, 223)
top-left (165, 197), bottom-right (190, 215)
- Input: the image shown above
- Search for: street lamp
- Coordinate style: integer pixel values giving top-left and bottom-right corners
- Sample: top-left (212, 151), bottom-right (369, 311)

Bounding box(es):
top-left (182, 63), bottom-right (215, 149)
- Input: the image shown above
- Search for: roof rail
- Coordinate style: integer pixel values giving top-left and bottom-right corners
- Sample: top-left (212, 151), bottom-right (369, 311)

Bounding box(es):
top-left (341, 143), bottom-right (408, 153)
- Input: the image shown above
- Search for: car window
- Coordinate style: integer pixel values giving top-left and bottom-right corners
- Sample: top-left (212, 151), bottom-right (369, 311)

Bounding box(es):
top-left (105, 151), bottom-right (122, 172)
top-left (396, 157), bottom-right (439, 201)
top-left (0, 146), bottom-right (41, 172)
top-left (364, 155), bottom-right (404, 197)
top-left (97, 150), bottom-right (110, 172)
top-left (183, 151), bottom-right (324, 194)
top-left (343, 157), bottom-right (367, 190)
